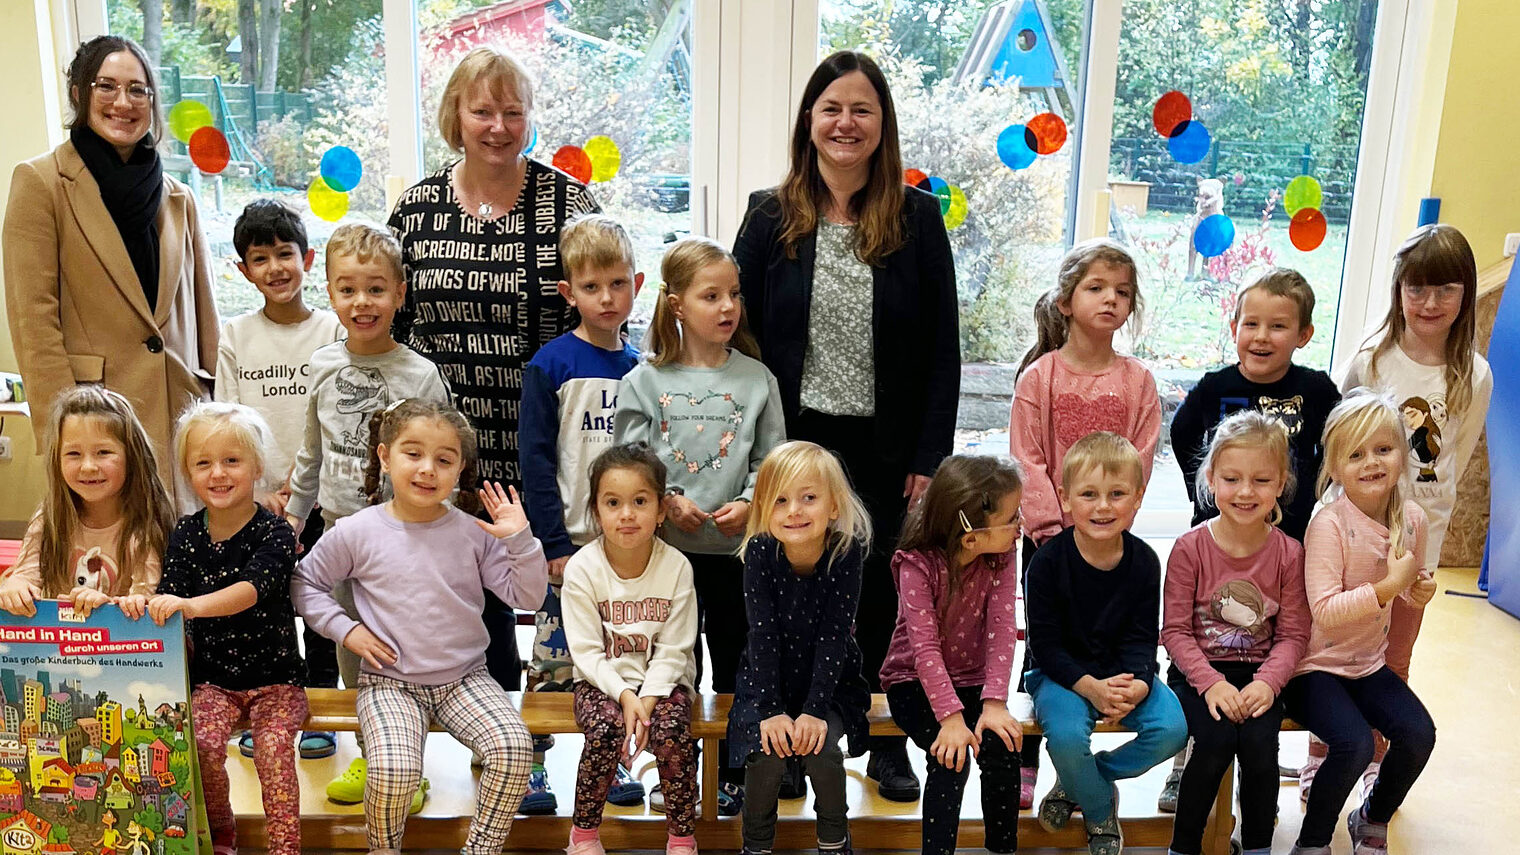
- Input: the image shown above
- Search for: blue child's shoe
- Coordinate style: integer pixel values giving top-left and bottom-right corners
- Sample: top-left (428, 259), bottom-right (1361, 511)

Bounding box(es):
top-left (518, 765), bottom-right (557, 814)
top-left (606, 764), bottom-right (646, 806)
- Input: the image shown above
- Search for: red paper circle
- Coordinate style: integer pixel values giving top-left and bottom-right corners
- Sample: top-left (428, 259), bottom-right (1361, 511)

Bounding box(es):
top-left (904, 168), bottom-right (928, 187)
top-left (189, 126), bottom-right (230, 174)
top-left (1289, 207), bottom-right (1328, 251)
top-left (1026, 112), bottom-right (1068, 155)
top-left (552, 145), bottom-right (592, 184)
top-left (1153, 90), bottom-right (1192, 137)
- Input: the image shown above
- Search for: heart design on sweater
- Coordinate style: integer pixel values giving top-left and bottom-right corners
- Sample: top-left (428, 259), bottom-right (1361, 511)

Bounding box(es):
top-left (1052, 392), bottom-right (1130, 448)
top-left (656, 389), bottom-right (743, 474)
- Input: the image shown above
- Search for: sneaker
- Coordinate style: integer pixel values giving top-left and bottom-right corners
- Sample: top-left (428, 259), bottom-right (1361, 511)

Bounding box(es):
top-left (410, 778), bottom-right (430, 814)
top-left (1037, 776), bottom-right (1077, 832)
top-left (1347, 803), bottom-right (1389, 854)
top-left (1019, 766), bottom-right (1037, 810)
top-left (717, 781), bottom-right (744, 817)
top-left (325, 757), bottom-right (367, 804)
top-left (1359, 760), bottom-right (1381, 804)
top-left (607, 764), bottom-right (646, 807)
top-left (565, 837), bottom-right (606, 855)
top-left (864, 747), bottom-right (920, 802)
top-left (299, 731), bottom-right (337, 759)
top-left (1158, 766), bottom-right (1183, 813)
top-left (1279, 763), bottom-right (1301, 778)
top-left (519, 765), bottom-right (558, 815)
top-left (649, 782), bottom-right (666, 814)
top-left (1287, 847), bottom-right (1332, 855)
top-left (1083, 811), bottom-right (1123, 855)
top-left (778, 756), bottom-right (806, 800)
top-left (237, 730), bottom-right (254, 758)
top-left (1298, 750), bottom-right (1326, 807)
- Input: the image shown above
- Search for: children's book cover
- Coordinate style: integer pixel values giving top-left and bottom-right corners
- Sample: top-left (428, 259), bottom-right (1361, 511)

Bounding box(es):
top-left (0, 602), bottom-right (198, 855)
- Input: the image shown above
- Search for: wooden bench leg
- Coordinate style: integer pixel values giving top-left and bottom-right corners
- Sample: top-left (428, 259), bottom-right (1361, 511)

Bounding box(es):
top-left (701, 734), bottom-right (720, 820)
top-left (1201, 759), bottom-right (1237, 855)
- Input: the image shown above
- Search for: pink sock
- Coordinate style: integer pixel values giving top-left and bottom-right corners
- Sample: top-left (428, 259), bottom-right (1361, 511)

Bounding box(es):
top-left (668, 834), bottom-right (696, 849)
top-left (570, 826), bottom-right (600, 845)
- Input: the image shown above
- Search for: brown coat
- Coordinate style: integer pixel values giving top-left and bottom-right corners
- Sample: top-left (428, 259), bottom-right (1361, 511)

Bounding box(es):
top-left (3, 140), bottom-right (218, 496)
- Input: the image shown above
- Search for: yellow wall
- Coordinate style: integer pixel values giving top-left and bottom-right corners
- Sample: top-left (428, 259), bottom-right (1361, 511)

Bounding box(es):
top-left (0, 0), bottom-right (61, 531)
top-left (1430, 0), bottom-right (1520, 270)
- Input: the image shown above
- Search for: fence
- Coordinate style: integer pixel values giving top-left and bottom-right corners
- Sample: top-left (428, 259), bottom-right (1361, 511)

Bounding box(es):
top-left (154, 65), bottom-right (313, 153)
top-left (1110, 137), bottom-right (1359, 224)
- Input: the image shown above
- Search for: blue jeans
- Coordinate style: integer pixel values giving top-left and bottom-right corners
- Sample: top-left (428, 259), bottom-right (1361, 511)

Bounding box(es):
top-left (1026, 668), bottom-right (1188, 823)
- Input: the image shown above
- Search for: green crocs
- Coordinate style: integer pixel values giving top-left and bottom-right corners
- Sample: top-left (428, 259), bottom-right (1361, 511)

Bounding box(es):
top-left (326, 757), bottom-right (367, 804)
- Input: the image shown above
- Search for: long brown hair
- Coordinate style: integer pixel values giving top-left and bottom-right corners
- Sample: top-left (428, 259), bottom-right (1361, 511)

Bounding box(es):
top-left (1363, 224), bottom-right (1479, 417)
top-left (362, 399), bottom-right (482, 514)
top-left (897, 455), bottom-right (1024, 598)
top-left (776, 51), bottom-right (905, 266)
top-left (1016, 238), bottom-right (1143, 379)
top-left (65, 36), bottom-right (166, 147)
top-left (38, 386), bottom-right (172, 597)
top-left (646, 236), bottom-right (760, 367)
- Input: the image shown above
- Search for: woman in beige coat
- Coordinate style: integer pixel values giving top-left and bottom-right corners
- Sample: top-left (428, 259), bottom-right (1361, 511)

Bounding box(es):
top-left (4, 35), bottom-right (218, 498)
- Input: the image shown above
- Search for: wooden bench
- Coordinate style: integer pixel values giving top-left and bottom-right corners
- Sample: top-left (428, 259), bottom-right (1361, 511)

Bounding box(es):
top-left (231, 687), bottom-right (1293, 854)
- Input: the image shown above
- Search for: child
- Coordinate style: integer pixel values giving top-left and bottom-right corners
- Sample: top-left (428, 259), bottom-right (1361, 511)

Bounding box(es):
top-left (291, 400), bottom-right (547, 855)
top-left (215, 198), bottom-right (344, 761)
top-left (0, 386), bottom-right (170, 617)
top-left (519, 214), bottom-right (644, 814)
top-left (147, 402), bottom-right (307, 855)
top-left (1281, 390), bottom-right (1437, 855)
top-left (613, 236), bottom-right (787, 814)
top-left (879, 455), bottom-right (1025, 855)
top-left (1160, 411), bottom-right (1312, 855)
top-left (729, 441), bottom-right (873, 855)
top-left (1010, 238), bottom-right (1160, 805)
top-left (561, 443), bottom-right (700, 855)
top-left (1025, 431), bottom-right (1188, 855)
top-left (283, 222), bottom-right (450, 805)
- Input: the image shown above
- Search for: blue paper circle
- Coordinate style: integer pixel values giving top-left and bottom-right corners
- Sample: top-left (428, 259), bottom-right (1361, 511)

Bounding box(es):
top-left (523, 123), bottom-right (538, 156)
top-left (319, 146), bottom-right (363, 192)
top-left (997, 124), bottom-right (1037, 170)
top-left (1193, 213), bottom-right (1235, 258)
top-left (1167, 120), bottom-right (1212, 164)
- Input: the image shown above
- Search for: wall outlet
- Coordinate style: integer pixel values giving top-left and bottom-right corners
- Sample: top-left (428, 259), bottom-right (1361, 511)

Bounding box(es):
top-left (1505, 233), bottom-right (1520, 258)
top-left (0, 436), bottom-right (11, 462)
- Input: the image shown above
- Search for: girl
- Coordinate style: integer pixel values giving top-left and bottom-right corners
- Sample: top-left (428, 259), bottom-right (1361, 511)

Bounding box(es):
top-left (561, 442), bottom-right (700, 855)
top-left (613, 236), bottom-right (787, 813)
top-left (291, 400), bottom-right (547, 855)
top-left (1009, 238), bottom-right (1160, 804)
top-left (879, 455), bottom-right (1025, 855)
top-left (0, 385), bottom-right (170, 617)
top-left (1160, 411), bottom-right (1311, 855)
top-left (1281, 390), bottom-right (1437, 855)
top-left (146, 402), bottom-right (307, 855)
top-left (729, 441), bottom-right (873, 855)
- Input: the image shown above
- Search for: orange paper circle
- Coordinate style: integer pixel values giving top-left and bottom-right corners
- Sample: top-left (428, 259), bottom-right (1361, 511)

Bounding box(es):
top-left (904, 168), bottom-right (928, 187)
top-left (1027, 112), bottom-right (1068, 155)
top-left (188, 126), bottom-right (230, 174)
top-left (1153, 90), bottom-right (1192, 137)
top-left (553, 145), bottom-right (593, 185)
top-left (1289, 207), bottom-right (1328, 251)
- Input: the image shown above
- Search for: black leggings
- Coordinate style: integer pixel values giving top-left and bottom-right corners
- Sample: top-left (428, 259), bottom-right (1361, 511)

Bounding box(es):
top-left (1018, 534), bottom-right (1041, 767)
top-left (689, 550), bottom-right (748, 783)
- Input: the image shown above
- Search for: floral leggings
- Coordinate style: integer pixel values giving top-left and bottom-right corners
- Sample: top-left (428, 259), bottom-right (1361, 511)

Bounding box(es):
top-left (192, 682), bottom-right (307, 855)
top-left (572, 681), bottom-right (697, 835)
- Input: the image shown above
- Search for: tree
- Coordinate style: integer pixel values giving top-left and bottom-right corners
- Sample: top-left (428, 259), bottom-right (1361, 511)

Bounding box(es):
top-left (170, 0), bottom-right (194, 26)
top-left (138, 0), bottom-right (164, 66)
top-left (257, 0), bottom-right (282, 90)
top-left (132, 807), bottom-right (165, 837)
top-left (237, 0), bottom-right (257, 84)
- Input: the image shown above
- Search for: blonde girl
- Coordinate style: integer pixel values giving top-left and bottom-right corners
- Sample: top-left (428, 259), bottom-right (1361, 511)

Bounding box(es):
top-left (561, 442), bottom-right (700, 855)
top-left (1160, 411), bottom-right (1311, 855)
top-left (0, 385), bottom-right (170, 617)
top-left (879, 455), bottom-right (1025, 855)
top-left (292, 400), bottom-right (547, 855)
top-left (613, 236), bottom-right (787, 812)
top-left (728, 441), bottom-right (873, 855)
top-left (1280, 390), bottom-right (1436, 855)
top-left (149, 402), bottom-right (306, 855)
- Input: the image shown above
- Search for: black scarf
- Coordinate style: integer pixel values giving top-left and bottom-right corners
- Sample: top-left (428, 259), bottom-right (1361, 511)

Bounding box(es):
top-left (71, 125), bottom-right (163, 310)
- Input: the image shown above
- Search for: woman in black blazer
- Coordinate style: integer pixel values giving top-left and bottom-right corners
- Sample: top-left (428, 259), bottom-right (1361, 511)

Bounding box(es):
top-left (732, 50), bottom-right (959, 803)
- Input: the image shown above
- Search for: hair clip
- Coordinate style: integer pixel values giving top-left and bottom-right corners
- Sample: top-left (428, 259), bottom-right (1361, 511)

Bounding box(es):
top-left (383, 398), bottom-right (408, 414)
top-left (958, 509), bottom-right (974, 533)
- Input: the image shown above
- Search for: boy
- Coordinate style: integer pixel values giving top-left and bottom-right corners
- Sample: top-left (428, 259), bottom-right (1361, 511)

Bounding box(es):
top-left (285, 222), bottom-right (449, 810)
top-left (1171, 268), bottom-right (1341, 543)
top-left (215, 199), bottom-right (343, 761)
top-left (1024, 432), bottom-right (1188, 855)
top-left (517, 214), bottom-right (644, 814)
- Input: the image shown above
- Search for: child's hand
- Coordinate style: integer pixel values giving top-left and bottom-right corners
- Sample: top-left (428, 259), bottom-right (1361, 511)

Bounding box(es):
top-left (760, 714), bottom-right (795, 757)
top-left (285, 513), bottom-right (307, 544)
top-left (663, 494), bottom-right (707, 533)
top-left (1075, 674), bottom-right (1129, 720)
top-left (1204, 680), bottom-right (1244, 723)
top-left (343, 624), bottom-right (398, 670)
top-left (547, 556), bottom-right (570, 586)
top-left (710, 501), bottom-right (750, 537)
top-left (974, 700), bottom-right (1024, 753)
top-left (68, 587), bottom-right (112, 618)
top-left (476, 482), bottom-right (529, 538)
top-left (930, 713), bottom-right (980, 772)
top-left (146, 594), bottom-right (190, 626)
top-left (1386, 547), bottom-right (1421, 590)
top-left (619, 690), bottom-right (651, 764)
top-left (1119, 676), bottom-right (1150, 706)
top-left (257, 490), bottom-right (289, 517)
top-left (1237, 680), bottom-right (1276, 719)
top-left (115, 594), bottom-right (149, 621)
top-left (0, 577), bottom-right (41, 617)
top-left (792, 713), bottom-right (829, 755)
top-left (1409, 571), bottom-right (1437, 607)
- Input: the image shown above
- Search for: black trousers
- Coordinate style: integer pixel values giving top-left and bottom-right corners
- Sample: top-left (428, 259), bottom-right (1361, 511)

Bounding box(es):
top-left (300, 504), bottom-right (340, 690)
top-left (690, 550), bottom-right (748, 783)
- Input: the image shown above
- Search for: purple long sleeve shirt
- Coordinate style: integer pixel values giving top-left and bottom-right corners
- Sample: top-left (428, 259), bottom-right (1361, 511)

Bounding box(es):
top-left (291, 504), bottom-right (548, 685)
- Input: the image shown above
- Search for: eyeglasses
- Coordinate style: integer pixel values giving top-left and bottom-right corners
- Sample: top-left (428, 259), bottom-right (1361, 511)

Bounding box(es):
top-left (1401, 282), bottom-right (1463, 304)
top-left (90, 79), bottom-right (154, 104)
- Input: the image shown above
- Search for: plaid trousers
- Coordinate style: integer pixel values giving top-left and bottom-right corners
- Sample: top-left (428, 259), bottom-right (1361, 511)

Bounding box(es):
top-left (356, 669), bottom-right (533, 853)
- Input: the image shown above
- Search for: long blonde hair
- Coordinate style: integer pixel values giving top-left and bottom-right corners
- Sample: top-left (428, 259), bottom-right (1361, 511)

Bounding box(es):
top-left (1318, 389), bottom-right (1412, 557)
top-left (1016, 238), bottom-right (1144, 378)
top-left (646, 237), bottom-right (760, 367)
top-left (37, 387), bottom-right (172, 597)
top-left (1363, 224), bottom-right (1479, 416)
top-left (1197, 410), bottom-right (1295, 527)
top-left (742, 441), bottom-right (871, 566)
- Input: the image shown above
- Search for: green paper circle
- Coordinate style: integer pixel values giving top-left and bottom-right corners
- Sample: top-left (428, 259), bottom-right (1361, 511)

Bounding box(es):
top-left (1284, 175), bottom-right (1323, 216)
top-left (168, 100), bottom-right (213, 144)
